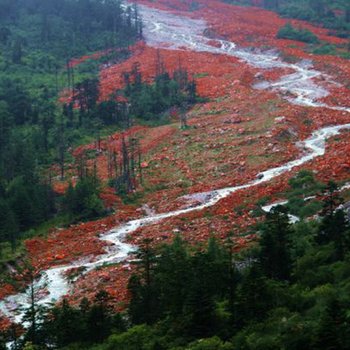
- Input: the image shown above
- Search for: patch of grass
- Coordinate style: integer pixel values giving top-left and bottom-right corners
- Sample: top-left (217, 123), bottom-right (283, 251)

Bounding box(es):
top-left (205, 109), bottom-right (226, 115)
top-left (193, 72), bottom-right (209, 78)
top-left (121, 191), bottom-right (145, 206)
top-left (246, 154), bottom-right (277, 168)
top-left (279, 51), bottom-right (300, 63)
top-left (203, 211), bottom-right (214, 219)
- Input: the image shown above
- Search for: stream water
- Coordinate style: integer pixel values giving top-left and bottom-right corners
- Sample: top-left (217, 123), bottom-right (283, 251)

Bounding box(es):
top-left (1, 2), bottom-right (350, 326)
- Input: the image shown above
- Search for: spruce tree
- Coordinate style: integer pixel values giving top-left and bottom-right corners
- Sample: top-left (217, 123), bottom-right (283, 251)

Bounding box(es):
top-left (259, 205), bottom-right (292, 281)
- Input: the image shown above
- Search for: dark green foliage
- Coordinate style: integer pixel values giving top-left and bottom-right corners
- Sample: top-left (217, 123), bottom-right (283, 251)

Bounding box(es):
top-left (223, 0), bottom-right (350, 38)
top-left (128, 239), bottom-right (161, 325)
top-left (155, 235), bottom-right (191, 318)
top-left (105, 325), bottom-right (158, 350)
top-left (0, 0), bottom-right (140, 254)
top-left (0, 198), bottom-right (18, 255)
top-left (182, 252), bottom-right (218, 338)
top-left (277, 23), bottom-right (320, 43)
top-left (314, 297), bottom-right (350, 350)
top-left (128, 236), bottom-right (235, 340)
top-left (63, 173), bottom-right (105, 220)
top-left (317, 182), bottom-right (350, 260)
top-left (122, 63), bottom-right (198, 122)
top-left (85, 291), bottom-right (114, 344)
top-left (75, 78), bottom-right (100, 115)
top-left (21, 276), bottom-right (49, 347)
top-left (0, 174), bottom-right (55, 258)
top-left (285, 170), bottom-right (323, 219)
top-left (288, 170), bottom-right (319, 195)
top-left (235, 264), bottom-right (272, 325)
top-left (42, 292), bottom-right (125, 348)
top-left (312, 43), bottom-right (337, 55)
top-left (46, 299), bottom-right (85, 347)
top-left (263, 0), bottom-right (280, 11)
top-left (271, 0), bottom-right (349, 37)
top-left (0, 0), bottom-right (140, 60)
top-left (259, 205), bottom-right (292, 280)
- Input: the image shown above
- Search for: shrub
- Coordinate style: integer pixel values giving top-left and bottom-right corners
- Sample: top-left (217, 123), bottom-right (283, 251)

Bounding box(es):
top-left (63, 175), bottom-right (105, 220)
top-left (312, 44), bottom-right (337, 55)
top-left (277, 23), bottom-right (319, 43)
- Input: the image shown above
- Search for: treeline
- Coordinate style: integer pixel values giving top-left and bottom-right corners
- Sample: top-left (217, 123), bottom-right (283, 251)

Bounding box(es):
top-left (0, 0), bottom-right (142, 60)
top-left (224, 0), bottom-right (350, 37)
top-left (122, 60), bottom-right (198, 122)
top-left (4, 181), bottom-right (350, 349)
top-left (268, 0), bottom-right (350, 37)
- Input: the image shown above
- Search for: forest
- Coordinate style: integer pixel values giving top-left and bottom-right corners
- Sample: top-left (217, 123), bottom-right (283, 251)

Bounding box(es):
top-left (2, 180), bottom-right (350, 349)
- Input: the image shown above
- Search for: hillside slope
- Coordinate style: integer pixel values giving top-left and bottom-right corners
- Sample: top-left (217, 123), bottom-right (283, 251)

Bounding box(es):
top-left (1, 0), bottom-right (350, 342)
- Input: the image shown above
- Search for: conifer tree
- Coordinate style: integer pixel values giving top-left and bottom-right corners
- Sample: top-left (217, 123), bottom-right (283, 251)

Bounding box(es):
top-left (259, 205), bottom-right (292, 280)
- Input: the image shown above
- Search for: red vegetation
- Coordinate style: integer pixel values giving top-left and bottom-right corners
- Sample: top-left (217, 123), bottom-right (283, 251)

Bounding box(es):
top-left (99, 41), bottom-right (244, 101)
top-left (25, 206), bottom-right (139, 271)
top-left (0, 284), bottom-right (16, 300)
top-left (68, 263), bottom-right (135, 310)
top-left (2, 0), bottom-right (350, 324)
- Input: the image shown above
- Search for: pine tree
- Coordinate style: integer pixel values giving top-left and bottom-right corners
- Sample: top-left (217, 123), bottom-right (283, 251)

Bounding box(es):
top-left (236, 264), bottom-right (271, 327)
top-left (85, 291), bottom-right (112, 343)
top-left (317, 182), bottom-right (350, 260)
top-left (22, 272), bottom-right (47, 346)
top-left (8, 177), bottom-right (37, 230)
top-left (346, 5), bottom-right (350, 23)
top-left (128, 239), bottom-right (159, 325)
top-left (183, 252), bottom-right (217, 338)
top-left (259, 205), bottom-right (292, 280)
top-left (156, 235), bottom-right (189, 318)
top-left (127, 274), bottom-right (145, 325)
top-left (12, 37), bottom-right (23, 64)
top-left (314, 297), bottom-right (347, 350)
top-left (47, 299), bottom-right (83, 347)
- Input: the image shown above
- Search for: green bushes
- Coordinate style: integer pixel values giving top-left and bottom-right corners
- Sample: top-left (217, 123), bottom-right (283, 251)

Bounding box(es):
top-left (312, 43), bottom-right (337, 55)
top-left (122, 64), bottom-right (198, 123)
top-left (63, 175), bottom-right (105, 221)
top-left (285, 170), bottom-right (323, 218)
top-left (277, 23), bottom-right (319, 43)
top-left (278, 4), bottom-right (315, 21)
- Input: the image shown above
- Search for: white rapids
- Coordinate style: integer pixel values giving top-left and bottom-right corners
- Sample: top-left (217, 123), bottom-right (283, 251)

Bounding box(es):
top-left (1, 2), bottom-right (350, 326)
top-left (139, 4), bottom-right (338, 107)
top-left (261, 200), bottom-right (300, 223)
